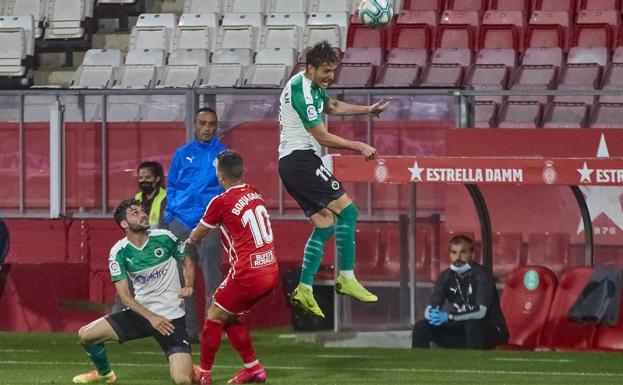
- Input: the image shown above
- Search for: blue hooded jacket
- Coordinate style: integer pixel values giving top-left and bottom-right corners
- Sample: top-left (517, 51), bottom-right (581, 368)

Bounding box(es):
top-left (166, 137), bottom-right (228, 228)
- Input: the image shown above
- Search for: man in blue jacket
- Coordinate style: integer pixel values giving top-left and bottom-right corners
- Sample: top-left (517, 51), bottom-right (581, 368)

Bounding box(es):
top-left (167, 107), bottom-right (228, 341)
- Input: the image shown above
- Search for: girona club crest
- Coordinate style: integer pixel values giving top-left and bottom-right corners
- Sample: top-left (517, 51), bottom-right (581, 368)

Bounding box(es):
top-left (374, 159), bottom-right (389, 182)
top-left (542, 161), bottom-right (557, 185)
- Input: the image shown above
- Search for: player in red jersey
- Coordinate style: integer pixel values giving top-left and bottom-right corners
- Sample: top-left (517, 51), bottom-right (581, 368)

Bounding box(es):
top-left (188, 151), bottom-right (278, 385)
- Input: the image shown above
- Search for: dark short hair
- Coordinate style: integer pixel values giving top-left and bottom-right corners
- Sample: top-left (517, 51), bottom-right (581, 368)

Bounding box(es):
top-left (196, 107), bottom-right (217, 119)
top-left (137, 161), bottom-right (165, 190)
top-left (113, 199), bottom-right (141, 228)
top-left (449, 235), bottom-right (474, 252)
top-left (306, 41), bottom-right (339, 68)
top-left (217, 151), bottom-right (243, 180)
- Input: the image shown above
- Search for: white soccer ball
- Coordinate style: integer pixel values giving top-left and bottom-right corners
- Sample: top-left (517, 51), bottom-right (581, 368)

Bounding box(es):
top-left (358, 0), bottom-right (394, 28)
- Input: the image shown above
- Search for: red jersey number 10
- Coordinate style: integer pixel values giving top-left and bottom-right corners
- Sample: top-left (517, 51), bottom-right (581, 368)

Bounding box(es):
top-left (241, 205), bottom-right (273, 248)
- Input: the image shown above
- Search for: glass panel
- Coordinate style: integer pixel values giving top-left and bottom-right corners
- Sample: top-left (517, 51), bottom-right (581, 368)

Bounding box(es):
top-left (23, 96), bottom-right (51, 213)
top-left (217, 94), bottom-right (282, 211)
top-left (106, 94), bottom-right (187, 212)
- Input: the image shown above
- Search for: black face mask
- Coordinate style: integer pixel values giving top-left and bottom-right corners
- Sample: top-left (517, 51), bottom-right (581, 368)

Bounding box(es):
top-left (139, 181), bottom-right (156, 195)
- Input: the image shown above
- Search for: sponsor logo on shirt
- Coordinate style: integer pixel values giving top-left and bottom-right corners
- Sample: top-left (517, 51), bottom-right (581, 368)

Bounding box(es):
top-left (154, 247), bottom-right (164, 258)
top-left (135, 267), bottom-right (168, 285)
top-left (109, 261), bottom-right (121, 276)
top-left (251, 249), bottom-right (276, 268)
top-left (306, 105), bottom-right (318, 121)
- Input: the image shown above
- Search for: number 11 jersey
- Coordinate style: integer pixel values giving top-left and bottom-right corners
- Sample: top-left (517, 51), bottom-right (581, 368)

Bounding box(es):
top-left (200, 183), bottom-right (278, 280)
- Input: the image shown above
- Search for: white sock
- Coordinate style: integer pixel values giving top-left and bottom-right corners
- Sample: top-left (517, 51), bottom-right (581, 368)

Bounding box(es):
top-left (300, 283), bottom-right (313, 291)
top-left (244, 360), bottom-right (259, 369)
top-left (340, 270), bottom-right (354, 279)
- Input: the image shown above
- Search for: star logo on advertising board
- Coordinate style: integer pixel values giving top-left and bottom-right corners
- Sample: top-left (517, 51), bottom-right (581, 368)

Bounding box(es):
top-left (577, 162), bottom-right (594, 183)
top-left (577, 134), bottom-right (623, 234)
top-left (408, 161), bottom-right (424, 182)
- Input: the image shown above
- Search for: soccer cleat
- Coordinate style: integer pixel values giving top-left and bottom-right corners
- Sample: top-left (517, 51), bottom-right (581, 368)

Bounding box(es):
top-left (335, 274), bottom-right (378, 302)
top-left (227, 365), bottom-right (267, 384)
top-left (292, 284), bottom-right (325, 318)
top-left (198, 371), bottom-right (211, 385)
top-left (72, 370), bottom-right (117, 384)
top-left (192, 365), bottom-right (202, 384)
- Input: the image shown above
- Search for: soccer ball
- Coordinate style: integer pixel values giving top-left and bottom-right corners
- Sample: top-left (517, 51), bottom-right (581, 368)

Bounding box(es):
top-left (358, 0), bottom-right (394, 28)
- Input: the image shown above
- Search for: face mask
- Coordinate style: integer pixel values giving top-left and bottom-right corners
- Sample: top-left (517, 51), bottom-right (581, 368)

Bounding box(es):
top-left (450, 263), bottom-right (471, 275)
top-left (139, 181), bottom-right (156, 195)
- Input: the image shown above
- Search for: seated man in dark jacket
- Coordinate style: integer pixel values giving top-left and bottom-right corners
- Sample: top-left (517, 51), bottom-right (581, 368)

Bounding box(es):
top-left (412, 235), bottom-right (509, 349)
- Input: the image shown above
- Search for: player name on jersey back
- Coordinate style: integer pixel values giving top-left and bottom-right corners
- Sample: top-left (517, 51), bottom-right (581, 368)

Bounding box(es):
top-left (231, 192), bottom-right (263, 215)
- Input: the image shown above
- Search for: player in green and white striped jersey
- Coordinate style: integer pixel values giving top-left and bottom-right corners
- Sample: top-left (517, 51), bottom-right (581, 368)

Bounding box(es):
top-left (72, 200), bottom-right (198, 384)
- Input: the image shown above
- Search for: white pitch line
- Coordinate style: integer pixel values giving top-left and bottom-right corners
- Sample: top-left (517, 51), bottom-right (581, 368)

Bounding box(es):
top-left (0, 349), bottom-right (40, 353)
top-left (492, 358), bottom-right (575, 363)
top-left (0, 360), bottom-right (622, 378)
top-left (315, 354), bottom-right (385, 359)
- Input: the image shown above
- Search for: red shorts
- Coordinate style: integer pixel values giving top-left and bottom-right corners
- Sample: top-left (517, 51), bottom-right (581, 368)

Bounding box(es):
top-left (213, 272), bottom-right (278, 315)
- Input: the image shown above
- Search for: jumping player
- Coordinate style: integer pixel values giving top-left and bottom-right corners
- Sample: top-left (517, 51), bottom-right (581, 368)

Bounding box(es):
top-left (189, 151), bottom-right (278, 385)
top-left (72, 200), bottom-right (197, 384)
top-left (278, 40), bottom-right (389, 317)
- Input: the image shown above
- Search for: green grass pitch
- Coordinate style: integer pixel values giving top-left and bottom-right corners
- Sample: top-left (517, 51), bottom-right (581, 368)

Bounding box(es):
top-left (1, 329), bottom-right (623, 384)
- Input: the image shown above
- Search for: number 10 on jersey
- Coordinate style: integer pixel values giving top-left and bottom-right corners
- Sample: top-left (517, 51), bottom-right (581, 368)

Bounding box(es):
top-left (241, 205), bottom-right (273, 247)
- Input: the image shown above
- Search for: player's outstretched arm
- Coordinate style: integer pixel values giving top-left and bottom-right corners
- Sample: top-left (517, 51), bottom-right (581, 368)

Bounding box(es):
top-left (309, 123), bottom-right (377, 160)
top-left (325, 98), bottom-right (390, 117)
top-left (115, 279), bottom-right (175, 336)
top-left (178, 254), bottom-right (195, 299)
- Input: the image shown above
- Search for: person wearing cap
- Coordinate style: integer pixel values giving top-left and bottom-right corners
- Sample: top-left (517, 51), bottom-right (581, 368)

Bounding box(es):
top-left (412, 235), bottom-right (509, 349)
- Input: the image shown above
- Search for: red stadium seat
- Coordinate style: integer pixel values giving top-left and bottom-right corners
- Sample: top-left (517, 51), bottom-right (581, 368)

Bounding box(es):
top-left (542, 102), bottom-right (591, 128)
top-left (537, 266), bottom-right (596, 350)
top-left (554, 47), bottom-right (605, 105)
top-left (347, 14), bottom-right (386, 49)
top-left (403, 0), bottom-right (445, 11)
top-left (492, 232), bottom-right (522, 280)
top-left (446, 0), bottom-right (487, 11)
top-left (342, 47), bottom-right (384, 67)
top-left (592, 270), bottom-right (623, 351)
top-left (465, 64), bottom-right (509, 103)
top-left (489, 0), bottom-right (531, 11)
top-left (431, 46), bottom-right (473, 66)
top-left (420, 64), bottom-right (465, 87)
top-left (332, 63), bottom-right (376, 87)
top-left (357, 225), bottom-right (390, 280)
top-left (475, 48), bottom-right (518, 67)
top-left (579, 0), bottom-right (621, 9)
top-left (600, 62), bottom-right (623, 103)
top-left (480, 10), bottom-right (526, 51)
top-left (509, 47), bottom-right (562, 102)
top-left (535, 0), bottom-right (577, 11)
top-left (387, 47), bottom-right (429, 66)
top-left (500, 265), bottom-right (558, 349)
top-left (392, 10), bottom-right (438, 52)
top-left (375, 64), bottom-right (421, 87)
top-left (474, 100), bottom-right (499, 127)
top-left (526, 11), bottom-right (571, 51)
top-left (526, 232), bottom-right (569, 276)
top-left (589, 102), bottom-right (623, 128)
top-left (498, 101), bottom-right (543, 127)
top-left (437, 10), bottom-right (480, 50)
top-left (573, 10), bottom-right (620, 51)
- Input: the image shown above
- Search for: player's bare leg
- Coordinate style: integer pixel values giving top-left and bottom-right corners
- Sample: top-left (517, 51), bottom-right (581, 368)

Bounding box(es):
top-left (168, 353), bottom-right (194, 385)
top-left (72, 318), bottom-right (119, 384)
top-left (327, 195), bottom-right (378, 303)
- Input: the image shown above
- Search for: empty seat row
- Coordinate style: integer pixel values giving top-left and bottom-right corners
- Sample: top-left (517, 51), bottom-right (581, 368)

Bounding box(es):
top-left (350, 8), bottom-right (623, 53)
top-left (474, 100), bottom-right (623, 128)
top-left (131, 11), bottom-right (349, 53)
top-left (71, 48), bottom-right (293, 88)
top-left (183, 0), bottom-right (363, 16)
top-left (404, 0), bottom-right (623, 12)
top-left (0, 0), bottom-right (94, 40)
